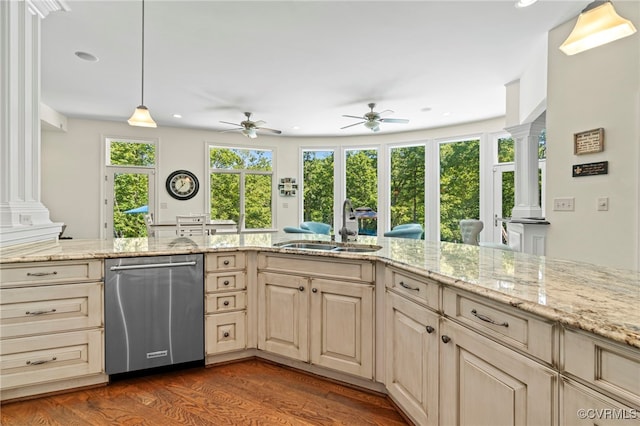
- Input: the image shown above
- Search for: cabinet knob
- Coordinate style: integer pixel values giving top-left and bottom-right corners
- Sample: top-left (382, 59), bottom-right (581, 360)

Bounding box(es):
top-left (223, 300), bottom-right (230, 306)
top-left (441, 335), bottom-right (451, 344)
top-left (299, 286), bottom-right (305, 292)
top-left (223, 260), bottom-right (230, 265)
top-left (426, 325), bottom-right (435, 334)
top-left (223, 280), bottom-right (230, 286)
top-left (223, 331), bottom-right (230, 338)
top-left (312, 288), bottom-right (318, 293)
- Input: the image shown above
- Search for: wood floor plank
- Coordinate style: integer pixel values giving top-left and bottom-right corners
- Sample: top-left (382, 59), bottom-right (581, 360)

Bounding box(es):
top-left (1, 359), bottom-right (408, 425)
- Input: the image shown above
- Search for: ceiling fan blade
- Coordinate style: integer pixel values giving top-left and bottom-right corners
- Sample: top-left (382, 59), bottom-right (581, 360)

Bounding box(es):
top-left (220, 128), bottom-right (242, 133)
top-left (342, 114), bottom-right (366, 120)
top-left (253, 120), bottom-right (266, 127)
top-left (341, 121), bottom-right (366, 130)
top-left (257, 127), bottom-right (282, 134)
top-left (380, 118), bottom-right (409, 124)
top-left (220, 121), bottom-right (242, 127)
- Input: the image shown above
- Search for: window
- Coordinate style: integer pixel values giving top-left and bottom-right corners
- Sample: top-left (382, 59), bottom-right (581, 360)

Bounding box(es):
top-left (302, 150), bottom-right (335, 226)
top-left (107, 139), bottom-right (156, 167)
top-left (439, 139), bottom-right (480, 242)
top-left (390, 145), bottom-right (425, 228)
top-left (209, 147), bottom-right (273, 230)
top-left (345, 148), bottom-right (378, 235)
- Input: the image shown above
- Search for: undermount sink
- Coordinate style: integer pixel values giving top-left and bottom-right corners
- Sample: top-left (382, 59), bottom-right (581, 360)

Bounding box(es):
top-left (277, 242), bottom-right (338, 250)
top-left (275, 241), bottom-right (382, 253)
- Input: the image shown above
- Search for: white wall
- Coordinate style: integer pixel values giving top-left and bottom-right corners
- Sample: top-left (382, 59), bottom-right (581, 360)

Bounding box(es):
top-left (41, 116), bottom-right (504, 239)
top-left (546, 1), bottom-right (640, 270)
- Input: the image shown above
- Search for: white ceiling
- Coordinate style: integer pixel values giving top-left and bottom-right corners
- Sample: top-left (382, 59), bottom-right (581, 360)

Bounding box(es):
top-left (41, 0), bottom-right (589, 137)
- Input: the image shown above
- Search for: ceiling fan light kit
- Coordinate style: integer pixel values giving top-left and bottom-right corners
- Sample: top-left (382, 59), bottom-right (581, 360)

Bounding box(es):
top-left (559, 0), bottom-right (637, 56)
top-left (341, 103), bottom-right (409, 132)
top-left (128, 0), bottom-right (157, 128)
top-left (219, 112), bottom-right (282, 139)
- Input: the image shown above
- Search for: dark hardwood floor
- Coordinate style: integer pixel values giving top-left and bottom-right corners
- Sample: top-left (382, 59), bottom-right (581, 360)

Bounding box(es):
top-left (0, 359), bottom-right (408, 425)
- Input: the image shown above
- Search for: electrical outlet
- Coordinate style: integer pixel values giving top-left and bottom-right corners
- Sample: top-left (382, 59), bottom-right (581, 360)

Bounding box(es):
top-left (597, 197), bottom-right (609, 211)
top-left (19, 214), bottom-right (33, 225)
top-left (553, 197), bottom-right (574, 211)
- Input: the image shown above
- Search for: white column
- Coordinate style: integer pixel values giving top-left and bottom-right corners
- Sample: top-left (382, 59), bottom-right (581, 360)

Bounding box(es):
top-left (505, 115), bottom-right (545, 219)
top-left (0, 1), bottom-right (66, 248)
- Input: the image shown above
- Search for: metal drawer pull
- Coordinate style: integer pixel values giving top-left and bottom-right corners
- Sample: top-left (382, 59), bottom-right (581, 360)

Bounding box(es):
top-left (26, 309), bottom-right (57, 315)
top-left (471, 309), bottom-right (509, 327)
top-left (223, 301), bottom-right (230, 306)
top-left (27, 271), bottom-right (58, 277)
top-left (441, 335), bottom-right (451, 344)
top-left (223, 260), bottom-right (230, 265)
top-left (426, 325), bottom-right (435, 334)
top-left (223, 331), bottom-right (230, 338)
top-left (223, 280), bottom-right (230, 285)
top-left (312, 288), bottom-right (318, 293)
top-left (399, 281), bottom-right (419, 291)
top-left (27, 357), bottom-right (57, 365)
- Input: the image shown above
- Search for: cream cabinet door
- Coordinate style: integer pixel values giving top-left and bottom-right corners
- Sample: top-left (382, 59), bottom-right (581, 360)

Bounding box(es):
top-left (309, 278), bottom-right (374, 379)
top-left (440, 319), bottom-right (558, 426)
top-left (385, 291), bottom-right (439, 426)
top-left (561, 378), bottom-right (640, 425)
top-left (257, 272), bottom-right (308, 361)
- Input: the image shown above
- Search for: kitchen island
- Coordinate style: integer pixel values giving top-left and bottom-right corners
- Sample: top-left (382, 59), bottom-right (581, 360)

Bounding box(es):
top-left (1, 233), bottom-right (638, 424)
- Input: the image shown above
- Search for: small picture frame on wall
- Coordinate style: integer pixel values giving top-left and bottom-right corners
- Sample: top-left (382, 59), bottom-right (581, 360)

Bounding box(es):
top-left (574, 128), bottom-right (604, 155)
top-left (278, 177), bottom-right (298, 196)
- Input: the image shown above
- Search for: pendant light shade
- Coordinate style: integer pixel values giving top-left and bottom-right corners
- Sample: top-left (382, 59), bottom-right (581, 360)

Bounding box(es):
top-left (128, 0), bottom-right (157, 127)
top-left (560, 1), bottom-right (637, 56)
top-left (128, 105), bottom-right (157, 127)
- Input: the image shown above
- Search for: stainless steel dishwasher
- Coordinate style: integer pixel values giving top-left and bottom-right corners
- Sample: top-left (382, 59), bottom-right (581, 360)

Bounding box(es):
top-left (104, 254), bottom-right (204, 375)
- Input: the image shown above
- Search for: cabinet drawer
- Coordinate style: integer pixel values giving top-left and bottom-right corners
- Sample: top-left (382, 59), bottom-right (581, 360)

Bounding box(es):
top-left (206, 272), bottom-right (246, 292)
top-left (443, 288), bottom-right (556, 364)
top-left (0, 329), bottom-right (103, 390)
top-left (0, 282), bottom-right (103, 338)
top-left (206, 291), bottom-right (247, 313)
top-left (258, 253), bottom-right (374, 283)
top-left (385, 267), bottom-right (439, 310)
top-left (206, 311), bottom-right (246, 354)
top-left (563, 328), bottom-right (640, 407)
top-left (206, 253), bottom-right (246, 271)
top-left (0, 260), bottom-right (102, 288)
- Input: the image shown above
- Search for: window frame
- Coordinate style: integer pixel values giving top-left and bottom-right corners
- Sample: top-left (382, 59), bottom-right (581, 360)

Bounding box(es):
top-left (207, 144), bottom-right (276, 231)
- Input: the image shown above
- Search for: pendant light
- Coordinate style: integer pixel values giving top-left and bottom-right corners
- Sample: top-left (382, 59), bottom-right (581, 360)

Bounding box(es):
top-left (560, 1), bottom-right (637, 56)
top-left (128, 0), bottom-right (157, 127)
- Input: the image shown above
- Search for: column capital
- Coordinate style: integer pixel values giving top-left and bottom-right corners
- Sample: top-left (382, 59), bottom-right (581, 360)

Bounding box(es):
top-left (25, 0), bottom-right (70, 19)
top-left (505, 120), bottom-right (545, 140)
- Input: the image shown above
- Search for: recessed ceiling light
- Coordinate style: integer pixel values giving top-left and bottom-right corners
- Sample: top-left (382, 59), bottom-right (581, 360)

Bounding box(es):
top-left (172, 114), bottom-right (182, 118)
top-left (515, 0), bottom-right (538, 8)
top-left (420, 107), bottom-right (432, 112)
top-left (74, 51), bottom-right (98, 62)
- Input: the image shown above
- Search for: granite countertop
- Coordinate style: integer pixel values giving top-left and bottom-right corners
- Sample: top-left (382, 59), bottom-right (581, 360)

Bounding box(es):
top-left (1, 232), bottom-right (639, 349)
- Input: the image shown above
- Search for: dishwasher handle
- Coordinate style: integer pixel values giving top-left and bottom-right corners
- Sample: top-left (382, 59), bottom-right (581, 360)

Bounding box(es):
top-left (109, 261), bottom-right (197, 271)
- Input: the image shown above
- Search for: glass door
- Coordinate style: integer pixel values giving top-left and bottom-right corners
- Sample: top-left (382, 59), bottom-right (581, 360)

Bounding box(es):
top-left (105, 167), bottom-right (155, 238)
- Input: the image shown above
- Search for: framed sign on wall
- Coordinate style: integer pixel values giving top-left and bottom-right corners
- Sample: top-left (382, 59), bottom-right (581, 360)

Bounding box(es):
top-left (574, 128), bottom-right (604, 155)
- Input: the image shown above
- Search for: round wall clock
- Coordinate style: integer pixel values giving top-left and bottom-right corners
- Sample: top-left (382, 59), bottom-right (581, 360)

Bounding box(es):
top-left (166, 170), bottom-right (199, 200)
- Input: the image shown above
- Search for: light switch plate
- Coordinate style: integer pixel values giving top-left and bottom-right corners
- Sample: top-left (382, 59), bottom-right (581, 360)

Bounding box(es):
top-left (553, 197), bottom-right (574, 211)
top-left (597, 197), bottom-right (609, 211)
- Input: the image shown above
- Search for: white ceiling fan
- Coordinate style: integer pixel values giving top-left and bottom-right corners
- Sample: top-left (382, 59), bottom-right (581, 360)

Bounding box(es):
top-left (341, 103), bottom-right (409, 132)
top-left (220, 112), bottom-right (282, 139)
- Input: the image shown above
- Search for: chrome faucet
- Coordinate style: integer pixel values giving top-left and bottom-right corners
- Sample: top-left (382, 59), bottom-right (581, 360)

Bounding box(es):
top-left (339, 199), bottom-right (357, 243)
